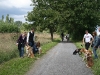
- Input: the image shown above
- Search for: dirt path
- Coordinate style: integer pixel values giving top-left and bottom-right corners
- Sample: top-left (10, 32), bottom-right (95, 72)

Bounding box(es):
top-left (25, 41), bottom-right (94, 75)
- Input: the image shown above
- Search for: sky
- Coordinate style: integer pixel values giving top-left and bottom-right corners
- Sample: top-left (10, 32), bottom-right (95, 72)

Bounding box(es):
top-left (0, 0), bottom-right (33, 23)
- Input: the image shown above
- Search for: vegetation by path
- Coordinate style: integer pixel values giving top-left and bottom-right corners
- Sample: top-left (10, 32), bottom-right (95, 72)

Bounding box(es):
top-left (0, 39), bottom-right (60, 75)
top-left (75, 42), bottom-right (100, 75)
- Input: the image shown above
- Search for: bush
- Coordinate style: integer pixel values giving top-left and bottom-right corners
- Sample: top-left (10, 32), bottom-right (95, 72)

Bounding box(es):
top-left (0, 23), bottom-right (20, 33)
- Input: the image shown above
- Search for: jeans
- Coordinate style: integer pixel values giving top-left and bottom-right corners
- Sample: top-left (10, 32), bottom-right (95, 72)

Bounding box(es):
top-left (28, 42), bottom-right (35, 53)
top-left (85, 42), bottom-right (90, 50)
top-left (19, 47), bottom-right (24, 57)
top-left (33, 43), bottom-right (38, 54)
top-left (28, 42), bottom-right (34, 47)
top-left (93, 47), bottom-right (98, 59)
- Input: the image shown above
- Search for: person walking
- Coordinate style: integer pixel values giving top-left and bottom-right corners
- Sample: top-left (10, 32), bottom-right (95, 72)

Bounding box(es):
top-left (83, 30), bottom-right (93, 50)
top-left (16, 32), bottom-right (27, 58)
top-left (61, 32), bottom-right (64, 41)
top-left (92, 31), bottom-right (99, 59)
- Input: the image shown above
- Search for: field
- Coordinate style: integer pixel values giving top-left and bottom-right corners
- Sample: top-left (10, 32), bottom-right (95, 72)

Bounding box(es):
top-left (0, 32), bottom-right (59, 51)
top-left (0, 32), bottom-right (60, 64)
top-left (0, 32), bottom-right (60, 75)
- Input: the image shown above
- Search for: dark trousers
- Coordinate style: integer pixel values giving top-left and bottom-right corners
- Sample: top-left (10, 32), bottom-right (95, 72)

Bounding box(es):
top-left (85, 42), bottom-right (90, 50)
top-left (28, 41), bottom-right (37, 54)
top-left (18, 47), bottom-right (24, 57)
top-left (61, 36), bottom-right (64, 41)
top-left (28, 41), bottom-right (34, 47)
top-left (18, 44), bottom-right (24, 57)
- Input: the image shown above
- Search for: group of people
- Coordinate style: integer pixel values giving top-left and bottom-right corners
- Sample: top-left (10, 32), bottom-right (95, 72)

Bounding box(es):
top-left (61, 32), bottom-right (69, 42)
top-left (16, 28), bottom-right (36, 58)
top-left (83, 29), bottom-right (100, 59)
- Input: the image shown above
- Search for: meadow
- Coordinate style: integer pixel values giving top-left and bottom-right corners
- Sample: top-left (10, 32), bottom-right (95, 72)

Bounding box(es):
top-left (0, 32), bottom-right (60, 64)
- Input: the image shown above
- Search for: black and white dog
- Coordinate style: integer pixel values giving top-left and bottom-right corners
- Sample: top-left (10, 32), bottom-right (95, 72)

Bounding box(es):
top-left (73, 48), bottom-right (82, 55)
top-left (73, 44), bottom-right (83, 55)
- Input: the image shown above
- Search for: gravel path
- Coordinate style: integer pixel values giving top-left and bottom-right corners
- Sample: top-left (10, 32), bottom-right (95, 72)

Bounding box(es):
top-left (25, 41), bottom-right (94, 75)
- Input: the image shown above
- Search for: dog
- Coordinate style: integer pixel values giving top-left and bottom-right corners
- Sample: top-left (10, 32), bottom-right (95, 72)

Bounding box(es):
top-left (35, 41), bottom-right (42, 55)
top-left (73, 48), bottom-right (82, 55)
top-left (80, 48), bottom-right (88, 61)
top-left (85, 50), bottom-right (93, 68)
top-left (25, 45), bottom-right (34, 58)
top-left (80, 48), bottom-right (93, 68)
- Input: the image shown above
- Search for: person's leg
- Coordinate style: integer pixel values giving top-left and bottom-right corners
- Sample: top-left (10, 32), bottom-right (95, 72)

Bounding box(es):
top-left (28, 42), bottom-right (33, 47)
top-left (85, 43), bottom-right (90, 50)
top-left (19, 49), bottom-right (21, 57)
top-left (87, 43), bottom-right (90, 50)
top-left (33, 43), bottom-right (37, 54)
top-left (93, 47), bottom-right (98, 59)
top-left (85, 43), bottom-right (88, 50)
top-left (18, 44), bottom-right (21, 57)
top-left (21, 47), bottom-right (24, 57)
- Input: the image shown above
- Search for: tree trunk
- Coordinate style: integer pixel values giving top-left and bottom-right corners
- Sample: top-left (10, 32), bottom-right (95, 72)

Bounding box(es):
top-left (50, 28), bottom-right (53, 41)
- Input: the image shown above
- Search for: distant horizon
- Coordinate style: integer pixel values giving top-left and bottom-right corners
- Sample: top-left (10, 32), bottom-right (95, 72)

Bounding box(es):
top-left (0, 14), bottom-right (28, 23)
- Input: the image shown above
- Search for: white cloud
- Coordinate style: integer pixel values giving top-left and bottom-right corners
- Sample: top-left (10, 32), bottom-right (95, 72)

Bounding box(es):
top-left (0, 0), bottom-right (32, 8)
top-left (10, 14), bottom-right (26, 22)
top-left (0, 0), bottom-right (33, 22)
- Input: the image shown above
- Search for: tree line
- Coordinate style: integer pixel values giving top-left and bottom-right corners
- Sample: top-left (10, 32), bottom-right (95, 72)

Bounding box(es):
top-left (0, 14), bottom-right (31, 33)
top-left (26, 0), bottom-right (100, 41)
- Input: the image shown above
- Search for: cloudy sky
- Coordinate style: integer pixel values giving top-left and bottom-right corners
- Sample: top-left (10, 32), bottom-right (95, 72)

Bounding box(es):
top-left (0, 0), bottom-right (33, 22)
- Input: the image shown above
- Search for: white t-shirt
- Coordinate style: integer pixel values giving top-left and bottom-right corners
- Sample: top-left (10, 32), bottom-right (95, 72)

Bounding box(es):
top-left (83, 33), bottom-right (93, 42)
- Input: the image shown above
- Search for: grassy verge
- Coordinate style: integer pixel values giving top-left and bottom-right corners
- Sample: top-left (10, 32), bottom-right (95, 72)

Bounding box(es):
top-left (0, 49), bottom-right (18, 64)
top-left (75, 42), bottom-right (100, 75)
top-left (0, 39), bottom-right (60, 75)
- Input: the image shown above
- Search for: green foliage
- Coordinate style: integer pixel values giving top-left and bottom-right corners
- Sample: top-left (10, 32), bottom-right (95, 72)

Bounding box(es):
top-left (27, 0), bottom-right (100, 41)
top-left (0, 39), bottom-right (60, 75)
top-left (0, 23), bottom-right (20, 33)
top-left (75, 42), bottom-right (100, 75)
top-left (0, 14), bottom-right (20, 33)
top-left (0, 49), bottom-right (18, 64)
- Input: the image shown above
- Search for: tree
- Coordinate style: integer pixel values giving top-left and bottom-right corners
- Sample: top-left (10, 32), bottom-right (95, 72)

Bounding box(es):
top-left (64, 0), bottom-right (100, 40)
top-left (15, 21), bottom-right (22, 27)
top-left (6, 14), bottom-right (9, 23)
top-left (2, 15), bottom-right (4, 22)
top-left (27, 0), bottom-right (100, 41)
top-left (27, 1), bottom-right (61, 41)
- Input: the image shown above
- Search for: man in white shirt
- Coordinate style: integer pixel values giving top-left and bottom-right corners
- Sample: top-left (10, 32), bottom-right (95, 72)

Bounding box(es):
top-left (83, 30), bottom-right (93, 50)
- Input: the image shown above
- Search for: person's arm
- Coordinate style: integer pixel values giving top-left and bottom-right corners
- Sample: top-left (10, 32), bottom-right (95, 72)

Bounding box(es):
top-left (33, 34), bottom-right (35, 41)
top-left (95, 37), bottom-right (100, 48)
top-left (83, 35), bottom-right (85, 44)
top-left (27, 32), bottom-right (29, 43)
top-left (16, 35), bottom-right (21, 45)
top-left (90, 34), bottom-right (94, 44)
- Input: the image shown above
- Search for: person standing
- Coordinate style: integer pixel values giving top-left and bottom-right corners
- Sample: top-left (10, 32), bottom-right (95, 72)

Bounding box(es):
top-left (16, 32), bottom-right (27, 58)
top-left (61, 32), bottom-right (64, 41)
top-left (27, 28), bottom-right (35, 53)
top-left (83, 30), bottom-right (93, 50)
top-left (92, 31), bottom-right (99, 59)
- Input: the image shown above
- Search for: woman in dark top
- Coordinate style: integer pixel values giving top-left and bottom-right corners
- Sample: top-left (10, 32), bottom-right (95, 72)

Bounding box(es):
top-left (16, 32), bottom-right (27, 58)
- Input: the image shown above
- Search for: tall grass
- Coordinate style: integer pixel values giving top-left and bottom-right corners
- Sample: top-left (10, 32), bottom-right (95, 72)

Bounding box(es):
top-left (75, 42), bottom-right (100, 75)
top-left (0, 32), bottom-right (60, 64)
top-left (0, 33), bottom-right (19, 64)
top-left (0, 39), bottom-right (60, 75)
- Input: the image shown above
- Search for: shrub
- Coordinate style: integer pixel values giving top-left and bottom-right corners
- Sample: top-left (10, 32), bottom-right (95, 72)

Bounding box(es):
top-left (0, 23), bottom-right (20, 33)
